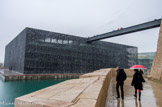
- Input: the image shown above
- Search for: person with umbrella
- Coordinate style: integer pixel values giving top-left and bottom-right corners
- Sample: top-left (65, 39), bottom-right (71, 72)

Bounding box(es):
top-left (130, 65), bottom-right (146, 101)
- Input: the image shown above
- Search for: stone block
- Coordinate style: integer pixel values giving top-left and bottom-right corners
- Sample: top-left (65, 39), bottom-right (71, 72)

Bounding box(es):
top-left (15, 68), bottom-right (114, 107)
top-left (151, 18), bottom-right (162, 81)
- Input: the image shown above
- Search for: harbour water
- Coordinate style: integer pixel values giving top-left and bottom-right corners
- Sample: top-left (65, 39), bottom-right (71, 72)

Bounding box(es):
top-left (0, 79), bottom-right (66, 107)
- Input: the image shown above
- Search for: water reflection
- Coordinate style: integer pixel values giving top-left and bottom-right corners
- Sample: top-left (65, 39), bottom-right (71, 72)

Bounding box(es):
top-left (117, 99), bottom-right (120, 107)
top-left (135, 99), bottom-right (142, 107)
top-left (117, 100), bottom-right (124, 107)
top-left (139, 101), bottom-right (142, 107)
top-left (122, 100), bottom-right (124, 107)
top-left (135, 99), bottom-right (138, 107)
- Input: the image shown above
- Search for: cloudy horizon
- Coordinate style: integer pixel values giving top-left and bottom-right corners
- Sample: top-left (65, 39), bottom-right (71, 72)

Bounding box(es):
top-left (0, 0), bottom-right (162, 63)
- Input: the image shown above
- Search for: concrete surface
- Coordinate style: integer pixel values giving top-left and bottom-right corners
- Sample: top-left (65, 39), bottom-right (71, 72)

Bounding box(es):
top-left (106, 77), bottom-right (162, 107)
top-left (15, 68), bottom-right (113, 107)
top-left (14, 68), bottom-right (162, 107)
top-left (0, 69), bottom-right (22, 75)
top-left (0, 69), bottom-right (80, 81)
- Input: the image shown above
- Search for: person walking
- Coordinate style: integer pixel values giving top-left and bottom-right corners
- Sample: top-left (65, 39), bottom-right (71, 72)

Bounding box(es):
top-left (131, 69), bottom-right (145, 101)
top-left (116, 67), bottom-right (127, 100)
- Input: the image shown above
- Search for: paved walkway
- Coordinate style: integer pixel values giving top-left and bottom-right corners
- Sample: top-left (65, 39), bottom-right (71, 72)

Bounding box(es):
top-left (106, 77), bottom-right (162, 107)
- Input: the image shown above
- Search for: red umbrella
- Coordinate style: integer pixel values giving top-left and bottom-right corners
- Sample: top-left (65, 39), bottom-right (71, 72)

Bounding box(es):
top-left (130, 65), bottom-right (147, 69)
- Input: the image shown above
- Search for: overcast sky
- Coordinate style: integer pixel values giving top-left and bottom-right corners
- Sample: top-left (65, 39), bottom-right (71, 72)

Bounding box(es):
top-left (0, 0), bottom-right (162, 63)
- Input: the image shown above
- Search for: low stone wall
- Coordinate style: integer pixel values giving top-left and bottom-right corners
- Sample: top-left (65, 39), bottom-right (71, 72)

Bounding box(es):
top-left (112, 68), bottom-right (134, 77)
top-left (15, 68), bottom-right (113, 107)
top-left (124, 69), bottom-right (134, 77)
top-left (1, 74), bottom-right (80, 81)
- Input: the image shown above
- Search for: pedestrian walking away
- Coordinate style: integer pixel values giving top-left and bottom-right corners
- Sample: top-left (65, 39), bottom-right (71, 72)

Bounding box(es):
top-left (116, 67), bottom-right (127, 100)
top-left (131, 69), bottom-right (145, 101)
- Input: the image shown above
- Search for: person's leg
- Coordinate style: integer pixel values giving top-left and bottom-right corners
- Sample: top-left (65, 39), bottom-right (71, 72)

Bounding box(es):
top-left (138, 89), bottom-right (141, 101)
top-left (116, 82), bottom-right (120, 98)
top-left (134, 86), bottom-right (137, 98)
top-left (120, 83), bottom-right (124, 99)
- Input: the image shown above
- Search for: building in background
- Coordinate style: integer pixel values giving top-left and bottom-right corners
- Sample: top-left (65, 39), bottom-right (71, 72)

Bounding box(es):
top-left (0, 63), bottom-right (4, 69)
top-left (138, 52), bottom-right (155, 73)
top-left (4, 28), bottom-right (137, 74)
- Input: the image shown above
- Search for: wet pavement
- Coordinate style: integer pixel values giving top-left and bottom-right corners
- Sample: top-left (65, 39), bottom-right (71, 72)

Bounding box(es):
top-left (106, 77), bottom-right (162, 107)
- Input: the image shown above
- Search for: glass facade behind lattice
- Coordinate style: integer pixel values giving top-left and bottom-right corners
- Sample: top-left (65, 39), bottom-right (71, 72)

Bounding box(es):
top-left (138, 52), bottom-right (155, 70)
top-left (4, 27), bottom-right (138, 74)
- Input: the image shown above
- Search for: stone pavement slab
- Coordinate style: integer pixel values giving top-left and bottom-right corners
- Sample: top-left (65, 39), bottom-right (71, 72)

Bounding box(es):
top-left (15, 68), bottom-right (113, 107)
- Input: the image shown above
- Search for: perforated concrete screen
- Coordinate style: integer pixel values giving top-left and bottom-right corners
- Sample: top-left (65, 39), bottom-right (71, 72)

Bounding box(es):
top-left (4, 28), bottom-right (137, 74)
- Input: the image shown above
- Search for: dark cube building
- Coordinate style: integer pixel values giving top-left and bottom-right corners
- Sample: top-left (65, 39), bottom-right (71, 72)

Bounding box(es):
top-left (4, 27), bottom-right (137, 74)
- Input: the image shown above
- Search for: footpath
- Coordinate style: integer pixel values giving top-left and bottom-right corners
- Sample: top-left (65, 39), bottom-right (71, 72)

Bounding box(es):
top-left (106, 77), bottom-right (162, 107)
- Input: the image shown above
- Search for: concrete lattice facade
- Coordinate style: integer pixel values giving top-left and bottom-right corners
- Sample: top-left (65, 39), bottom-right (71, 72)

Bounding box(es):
top-left (4, 29), bottom-right (26, 73)
top-left (4, 28), bottom-right (137, 74)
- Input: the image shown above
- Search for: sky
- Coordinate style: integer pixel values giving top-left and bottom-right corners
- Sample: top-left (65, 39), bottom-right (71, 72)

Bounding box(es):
top-left (0, 0), bottom-right (162, 63)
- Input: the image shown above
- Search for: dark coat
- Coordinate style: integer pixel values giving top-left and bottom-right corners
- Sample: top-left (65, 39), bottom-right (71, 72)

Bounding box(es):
top-left (131, 71), bottom-right (145, 90)
top-left (116, 69), bottom-right (127, 84)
